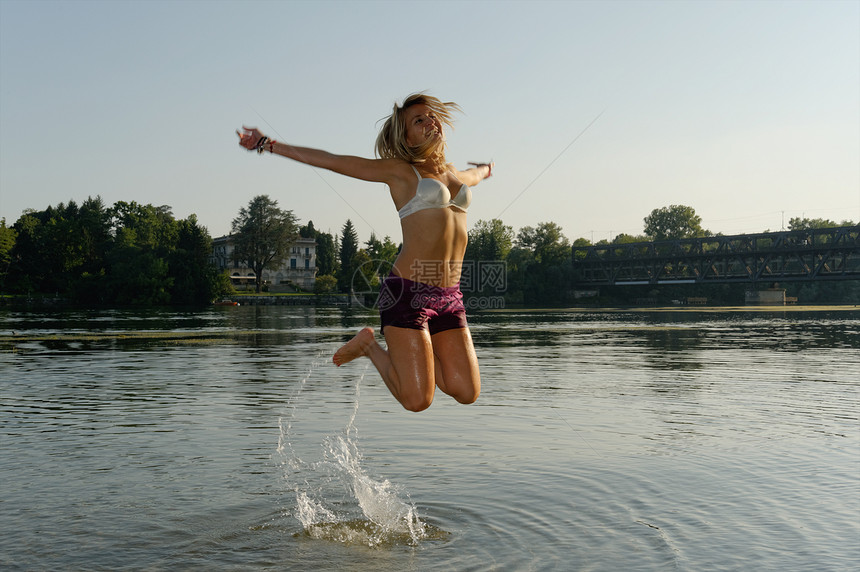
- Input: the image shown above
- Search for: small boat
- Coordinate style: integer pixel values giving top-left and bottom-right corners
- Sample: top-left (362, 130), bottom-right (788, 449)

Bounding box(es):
top-left (213, 299), bottom-right (240, 306)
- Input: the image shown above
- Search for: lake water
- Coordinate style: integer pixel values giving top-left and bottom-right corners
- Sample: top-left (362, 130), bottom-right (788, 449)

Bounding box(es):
top-left (1, 305), bottom-right (858, 571)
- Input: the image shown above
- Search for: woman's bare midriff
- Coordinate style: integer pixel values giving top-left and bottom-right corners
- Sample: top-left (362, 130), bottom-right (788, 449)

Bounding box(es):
top-left (392, 207), bottom-right (468, 286)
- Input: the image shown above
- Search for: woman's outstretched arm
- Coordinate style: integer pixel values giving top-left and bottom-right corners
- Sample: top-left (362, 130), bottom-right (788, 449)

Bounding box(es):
top-left (456, 162), bottom-right (494, 187)
top-left (237, 126), bottom-right (403, 184)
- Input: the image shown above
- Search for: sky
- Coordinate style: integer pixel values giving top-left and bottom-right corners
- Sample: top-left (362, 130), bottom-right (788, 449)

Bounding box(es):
top-left (1, 0), bottom-right (858, 246)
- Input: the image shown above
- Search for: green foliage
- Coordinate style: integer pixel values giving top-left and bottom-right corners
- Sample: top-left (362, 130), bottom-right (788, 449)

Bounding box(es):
top-left (104, 201), bottom-right (181, 304)
top-left (299, 220), bottom-right (316, 238)
top-left (572, 237), bottom-right (591, 262)
top-left (9, 198), bottom-right (112, 295)
top-left (516, 222), bottom-right (570, 265)
top-left (466, 219), bottom-right (513, 263)
top-left (364, 233), bottom-right (399, 265)
top-left (612, 233), bottom-right (647, 244)
top-left (110, 201), bottom-right (178, 251)
top-left (350, 249), bottom-right (377, 289)
top-left (315, 231), bottom-right (339, 277)
top-left (505, 222), bottom-right (572, 305)
top-left (168, 216), bottom-right (223, 305)
top-left (6, 196), bottom-right (226, 306)
top-left (299, 219), bottom-right (339, 277)
top-left (788, 280), bottom-right (860, 304)
top-left (231, 195), bottom-right (299, 293)
top-left (644, 205), bottom-right (707, 241)
top-left (339, 219), bottom-right (358, 265)
top-left (337, 219), bottom-right (359, 292)
top-left (787, 216), bottom-right (854, 231)
top-left (8, 191), bottom-right (853, 309)
top-left (0, 218), bottom-right (18, 288)
top-left (313, 274), bottom-right (338, 294)
top-left (463, 219), bottom-right (515, 301)
top-left (107, 249), bottom-right (172, 305)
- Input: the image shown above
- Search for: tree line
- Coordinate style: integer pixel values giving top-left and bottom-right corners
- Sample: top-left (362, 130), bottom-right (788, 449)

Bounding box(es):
top-left (1, 197), bottom-right (856, 306)
top-left (0, 197), bottom-right (228, 305)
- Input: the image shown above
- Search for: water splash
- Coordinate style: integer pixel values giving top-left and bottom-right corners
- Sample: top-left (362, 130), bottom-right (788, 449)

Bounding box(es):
top-left (276, 359), bottom-right (430, 547)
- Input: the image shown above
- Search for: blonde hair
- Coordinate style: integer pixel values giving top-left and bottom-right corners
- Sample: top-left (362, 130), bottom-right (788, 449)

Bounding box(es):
top-left (374, 93), bottom-right (461, 163)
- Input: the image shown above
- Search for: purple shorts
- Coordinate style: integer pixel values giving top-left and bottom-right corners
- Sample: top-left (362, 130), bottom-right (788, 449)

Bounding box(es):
top-left (378, 274), bottom-right (467, 335)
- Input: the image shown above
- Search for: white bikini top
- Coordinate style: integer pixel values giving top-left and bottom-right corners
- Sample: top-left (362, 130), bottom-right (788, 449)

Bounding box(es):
top-left (397, 166), bottom-right (472, 219)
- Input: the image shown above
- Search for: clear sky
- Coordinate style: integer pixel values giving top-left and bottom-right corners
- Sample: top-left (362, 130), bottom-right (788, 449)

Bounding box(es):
top-left (1, 0), bottom-right (858, 246)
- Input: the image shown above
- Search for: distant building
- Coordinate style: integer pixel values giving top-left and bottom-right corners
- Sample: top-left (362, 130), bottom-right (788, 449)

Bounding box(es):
top-left (211, 235), bottom-right (317, 292)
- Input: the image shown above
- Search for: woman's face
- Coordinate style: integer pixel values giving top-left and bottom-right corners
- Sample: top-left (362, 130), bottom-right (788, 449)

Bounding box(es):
top-left (404, 104), bottom-right (442, 147)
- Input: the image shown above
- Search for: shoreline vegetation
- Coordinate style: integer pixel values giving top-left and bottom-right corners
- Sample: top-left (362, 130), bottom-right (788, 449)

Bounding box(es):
top-left (1, 198), bottom-right (857, 308)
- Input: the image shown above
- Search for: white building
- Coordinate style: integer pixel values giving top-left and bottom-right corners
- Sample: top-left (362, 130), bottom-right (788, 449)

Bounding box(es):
top-left (211, 235), bottom-right (317, 292)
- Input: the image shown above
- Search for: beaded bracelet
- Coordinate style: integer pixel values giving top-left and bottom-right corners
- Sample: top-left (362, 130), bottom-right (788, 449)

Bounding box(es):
top-left (254, 136), bottom-right (269, 154)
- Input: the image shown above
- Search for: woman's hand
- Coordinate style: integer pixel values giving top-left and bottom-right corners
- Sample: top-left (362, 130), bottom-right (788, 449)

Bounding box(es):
top-left (237, 126), bottom-right (266, 151)
top-left (468, 161), bottom-right (494, 179)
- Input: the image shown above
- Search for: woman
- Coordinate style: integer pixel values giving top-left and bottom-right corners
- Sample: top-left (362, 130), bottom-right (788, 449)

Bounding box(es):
top-left (237, 93), bottom-right (493, 412)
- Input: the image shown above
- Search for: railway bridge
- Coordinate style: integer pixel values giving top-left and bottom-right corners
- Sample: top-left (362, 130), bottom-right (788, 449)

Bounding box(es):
top-left (571, 225), bottom-right (859, 286)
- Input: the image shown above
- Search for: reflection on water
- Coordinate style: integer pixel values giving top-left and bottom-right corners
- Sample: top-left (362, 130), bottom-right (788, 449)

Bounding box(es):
top-left (1, 306), bottom-right (858, 571)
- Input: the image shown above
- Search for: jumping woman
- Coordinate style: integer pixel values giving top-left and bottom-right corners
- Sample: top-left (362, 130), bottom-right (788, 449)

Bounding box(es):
top-left (237, 93), bottom-right (493, 412)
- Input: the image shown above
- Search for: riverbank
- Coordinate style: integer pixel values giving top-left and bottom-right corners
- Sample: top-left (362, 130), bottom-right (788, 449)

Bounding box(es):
top-left (227, 293), bottom-right (355, 306)
top-left (3, 291), bottom-right (858, 313)
top-left (484, 304), bottom-right (860, 314)
top-left (0, 293), bottom-right (367, 308)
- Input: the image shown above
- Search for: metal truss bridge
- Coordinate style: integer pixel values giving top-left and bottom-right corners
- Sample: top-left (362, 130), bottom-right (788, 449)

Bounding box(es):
top-left (571, 225), bottom-right (860, 286)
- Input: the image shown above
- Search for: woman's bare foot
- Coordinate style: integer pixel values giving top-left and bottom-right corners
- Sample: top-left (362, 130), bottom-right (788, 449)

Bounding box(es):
top-left (332, 327), bottom-right (376, 366)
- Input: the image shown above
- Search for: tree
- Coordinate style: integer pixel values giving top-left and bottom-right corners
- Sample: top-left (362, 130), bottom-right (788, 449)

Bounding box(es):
top-left (5, 197), bottom-right (226, 305)
top-left (299, 219), bottom-right (339, 278)
top-left (66, 197), bottom-right (112, 303)
top-left (0, 218), bottom-right (17, 289)
top-left (509, 222), bottom-right (572, 305)
top-left (572, 237), bottom-right (591, 261)
top-left (299, 220), bottom-right (317, 238)
top-left (365, 232), bottom-right (399, 265)
top-left (231, 195), bottom-right (299, 293)
top-left (612, 233), bottom-right (647, 244)
top-left (110, 201), bottom-right (178, 251)
top-left (339, 219), bottom-right (358, 267)
top-left (314, 231), bottom-right (339, 277)
top-left (350, 249), bottom-right (377, 291)
top-left (338, 219), bottom-right (359, 292)
top-left (9, 199), bottom-right (110, 296)
top-left (466, 218), bottom-right (514, 263)
top-left (313, 274), bottom-right (338, 294)
top-left (463, 219), bottom-right (514, 300)
top-left (9, 207), bottom-right (60, 293)
top-left (643, 205), bottom-right (706, 241)
top-left (169, 215), bottom-right (225, 305)
top-left (787, 216), bottom-right (850, 231)
top-left (516, 222), bottom-right (570, 266)
top-left (76, 196), bottom-right (111, 264)
top-left (106, 201), bottom-right (179, 305)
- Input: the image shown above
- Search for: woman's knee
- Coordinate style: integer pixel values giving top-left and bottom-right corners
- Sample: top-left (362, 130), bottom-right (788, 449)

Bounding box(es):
top-left (401, 393), bottom-right (433, 412)
top-left (452, 385), bottom-right (480, 405)
top-left (437, 374), bottom-right (480, 404)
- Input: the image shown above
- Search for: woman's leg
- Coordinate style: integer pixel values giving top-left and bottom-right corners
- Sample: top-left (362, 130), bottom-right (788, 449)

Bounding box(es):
top-left (430, 327), bottom-right (481, 404)
top-left (333, 326), bottom-right (436, 412)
